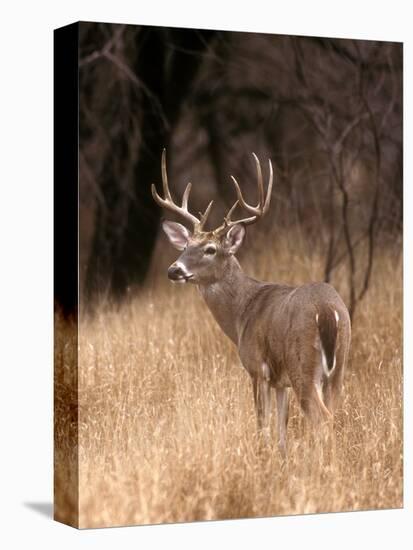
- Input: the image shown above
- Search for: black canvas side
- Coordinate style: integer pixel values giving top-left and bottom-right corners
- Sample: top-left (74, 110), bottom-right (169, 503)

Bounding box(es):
top-left (53, 22), bottom-right (79, 529)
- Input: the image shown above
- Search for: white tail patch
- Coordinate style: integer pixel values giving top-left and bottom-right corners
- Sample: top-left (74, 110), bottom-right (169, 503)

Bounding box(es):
top-left (316, 310), bottom-right (338, 377)
top-left (317, 311), bottom-right (339, 325)
top-left (320, 342), bottom-right (336, 377)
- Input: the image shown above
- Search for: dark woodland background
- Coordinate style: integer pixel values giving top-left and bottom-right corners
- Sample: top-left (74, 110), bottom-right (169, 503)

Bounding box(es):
top-left (78, 22), bottom-right (402, 318)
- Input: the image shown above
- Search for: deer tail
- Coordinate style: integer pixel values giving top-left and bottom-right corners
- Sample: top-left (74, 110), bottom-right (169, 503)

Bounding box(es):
top-left (315, 305), bottom-right (339, 377)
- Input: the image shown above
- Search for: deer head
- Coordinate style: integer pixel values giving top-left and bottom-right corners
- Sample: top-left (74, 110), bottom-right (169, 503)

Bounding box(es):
top-left (152, 150), bottom-right (273, 285)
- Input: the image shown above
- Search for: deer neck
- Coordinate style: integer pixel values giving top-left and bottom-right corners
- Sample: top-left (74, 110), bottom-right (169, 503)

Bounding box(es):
top-left (198, 256), bottom-right (258, 345)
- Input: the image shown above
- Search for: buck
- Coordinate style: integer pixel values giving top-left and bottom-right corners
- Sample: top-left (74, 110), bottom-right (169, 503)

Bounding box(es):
top-left (152, 150), bottom-right (351, 455)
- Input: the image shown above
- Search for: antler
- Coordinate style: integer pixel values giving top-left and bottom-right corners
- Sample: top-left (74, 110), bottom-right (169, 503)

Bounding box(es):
top-left (213, 153), bottom-right (273, 236)
top-left (151, 149), bottom-right (213, 232)
top-left (152, 150), bottom-right (273, 235)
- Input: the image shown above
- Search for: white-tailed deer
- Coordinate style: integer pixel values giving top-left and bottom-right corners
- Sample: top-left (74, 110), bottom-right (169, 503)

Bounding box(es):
top-left (152, 150), bottom-right (351, 455)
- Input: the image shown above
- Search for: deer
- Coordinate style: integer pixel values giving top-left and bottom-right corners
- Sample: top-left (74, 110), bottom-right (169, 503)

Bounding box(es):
top-left (152, 150), bottom-right (351, 455)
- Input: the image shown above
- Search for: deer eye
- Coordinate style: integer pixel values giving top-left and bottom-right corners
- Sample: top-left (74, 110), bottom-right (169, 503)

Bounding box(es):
top-left (204, 245), bottom-right (216, 255)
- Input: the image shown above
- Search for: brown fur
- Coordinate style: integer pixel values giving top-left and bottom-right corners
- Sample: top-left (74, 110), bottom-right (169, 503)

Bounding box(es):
top-left (162, 214), bottom-right (351, 455)
top-left (197, 256), bottom-right (351, 453)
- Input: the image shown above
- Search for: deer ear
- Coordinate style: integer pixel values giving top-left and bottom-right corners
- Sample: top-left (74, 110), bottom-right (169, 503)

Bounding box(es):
top-left (223, 224), bottom-right (245, 255)
top-left (162, 220), bottom-right (190, 250)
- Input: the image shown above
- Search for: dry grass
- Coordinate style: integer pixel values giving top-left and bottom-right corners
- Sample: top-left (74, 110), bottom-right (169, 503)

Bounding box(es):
top-left (55, 233), bottom-right (403, 528)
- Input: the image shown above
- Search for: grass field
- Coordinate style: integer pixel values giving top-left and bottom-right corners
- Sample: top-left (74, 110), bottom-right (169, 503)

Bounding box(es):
top-left (55, 232), bottom-right (403, 528)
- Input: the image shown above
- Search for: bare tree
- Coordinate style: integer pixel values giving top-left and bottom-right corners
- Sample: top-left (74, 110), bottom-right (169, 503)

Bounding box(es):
top-left (79, 24), bottom-right (217, 301)
top-left (78, 25), bottom-right (402, 315)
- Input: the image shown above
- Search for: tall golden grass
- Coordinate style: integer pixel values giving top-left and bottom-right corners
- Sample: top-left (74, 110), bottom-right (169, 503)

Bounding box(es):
top-left (55, 232), bottom-right (403, 528)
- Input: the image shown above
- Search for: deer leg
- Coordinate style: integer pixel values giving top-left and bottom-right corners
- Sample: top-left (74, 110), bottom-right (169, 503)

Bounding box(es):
top-left (275, 387), bottom-right (289, 457)
top-left (322, 380), bottom-right (334, 414)
top-left (252, 374), bottom-right (272, 440)
top-left (287, 347), bottom-right (333, 425)
top-left (260, 377), bottom-right (272, 441)
top-left (295, 381), bottom-right (332, 425)
top-left (251, 377), bottom-right (262, 430)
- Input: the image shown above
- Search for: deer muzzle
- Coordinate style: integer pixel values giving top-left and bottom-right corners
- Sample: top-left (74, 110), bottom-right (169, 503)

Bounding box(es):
top-left (167, 262), bottom-right (193, 283)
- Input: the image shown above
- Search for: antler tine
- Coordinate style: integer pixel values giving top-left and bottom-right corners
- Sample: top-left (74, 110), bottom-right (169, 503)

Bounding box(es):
top-left (181, 182), bottom-right (192, 210)
top-left (252, 152), bottom-right (265, 208)
top-left (152, 150), bottom-right (200, 228)
top-left (229, 175), bottom-right (250, 213)
top-left (151, 183), bottom-right (166, 208)
top-left (198, 200), bottom-right (214, 231)
top-left (229, 154), bottom-right (269, 217)
top-left (212, 199), bottom-right (257, 236)
top-left (213, 154), bottom-right (274, 235)
top-left (161, 149), bottom-right (172, 201)
top-left (225, 200), bottom-right (239, 222)
top-left (263, 159), bottom-right (273, 214)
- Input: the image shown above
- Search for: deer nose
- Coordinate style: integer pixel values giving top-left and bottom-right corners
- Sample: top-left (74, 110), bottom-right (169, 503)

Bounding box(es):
top-left (168, 263), bottom-right (186, 281)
